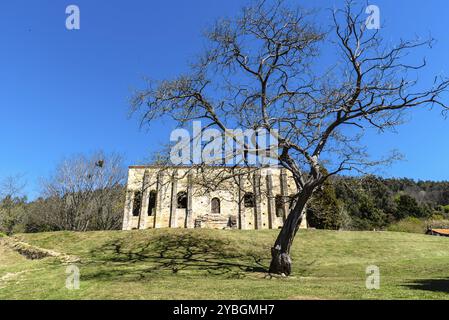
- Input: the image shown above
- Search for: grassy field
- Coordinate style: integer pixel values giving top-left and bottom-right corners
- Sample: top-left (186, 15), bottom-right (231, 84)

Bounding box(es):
top-left (1, 228), bottom-right (449, 299)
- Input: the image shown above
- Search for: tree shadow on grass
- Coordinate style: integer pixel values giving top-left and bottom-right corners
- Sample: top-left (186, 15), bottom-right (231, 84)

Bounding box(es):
top-left (403, 278), bottom-right (449, 294)
top-left (84, 233), bottom-right (269, 281)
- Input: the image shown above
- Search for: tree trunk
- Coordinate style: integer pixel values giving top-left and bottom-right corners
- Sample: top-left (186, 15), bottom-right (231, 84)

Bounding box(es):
top-left (269, 187), bottom-right (313, 276)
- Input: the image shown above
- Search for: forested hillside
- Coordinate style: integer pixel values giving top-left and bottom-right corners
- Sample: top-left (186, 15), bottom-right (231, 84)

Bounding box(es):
top-left (308, 176), bottom-right (449, 231)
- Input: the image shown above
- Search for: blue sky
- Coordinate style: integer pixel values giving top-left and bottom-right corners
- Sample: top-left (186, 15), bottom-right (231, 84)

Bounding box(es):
top-left (0, 0), bottom-right (448, 199)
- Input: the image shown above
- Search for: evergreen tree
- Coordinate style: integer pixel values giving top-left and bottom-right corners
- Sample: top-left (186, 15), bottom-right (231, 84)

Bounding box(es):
top-left (307, 177), bottom-right (342, 230)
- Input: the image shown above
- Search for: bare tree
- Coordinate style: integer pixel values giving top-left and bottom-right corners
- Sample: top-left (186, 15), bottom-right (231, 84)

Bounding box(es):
top-left (0, 174), bottom-right (26, 199)
top-left (131, 0), bottom-right (449, 275)
top-left (41, 151), bottom-right (126, 231)
top-left (0, 174), bottom-right (27, 234)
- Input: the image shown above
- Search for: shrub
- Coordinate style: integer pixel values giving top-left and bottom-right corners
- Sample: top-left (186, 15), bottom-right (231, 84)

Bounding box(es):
top-left (430, 214), bottom-right (445, 221)
top-left (387, 217), bottom-right (426, 234)
top-left (442, 205), bottom-right (449, 214)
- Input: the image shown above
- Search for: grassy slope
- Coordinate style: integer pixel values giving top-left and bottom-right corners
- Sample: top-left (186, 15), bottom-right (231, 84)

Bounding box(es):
top-left (1, 229), bottom-right (449, 299)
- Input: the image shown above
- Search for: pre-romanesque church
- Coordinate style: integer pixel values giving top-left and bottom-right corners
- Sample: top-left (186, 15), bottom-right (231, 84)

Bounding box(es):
top-left (122, 165), bottom-right (307, 230)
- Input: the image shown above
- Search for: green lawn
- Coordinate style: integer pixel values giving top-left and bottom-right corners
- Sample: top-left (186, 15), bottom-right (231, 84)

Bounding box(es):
top-left (1, 229), bottom-right (449, 299)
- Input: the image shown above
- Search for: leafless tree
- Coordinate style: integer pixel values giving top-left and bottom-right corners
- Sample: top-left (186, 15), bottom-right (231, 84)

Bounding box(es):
top-left (0, 174), bottom-right (26, 199)
top-left (131, 0), bottom-right (449, 275)
top-left (0, 174), bottom-right (27, 234)
top-left (40, 151), bottom-right (126, 231)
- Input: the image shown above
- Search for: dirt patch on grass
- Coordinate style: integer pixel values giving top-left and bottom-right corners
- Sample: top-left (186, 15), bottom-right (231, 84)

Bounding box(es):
top-left (0, 271), bottom-right (26, 282)
top-left (0, 271), bottom-right (26, 289)
top-left (0, 268), bottom-right (46, 289)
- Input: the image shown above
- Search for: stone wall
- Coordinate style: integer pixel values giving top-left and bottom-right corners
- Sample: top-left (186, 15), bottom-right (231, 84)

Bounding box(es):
top-left (122, 166), bottom-right (307, 230)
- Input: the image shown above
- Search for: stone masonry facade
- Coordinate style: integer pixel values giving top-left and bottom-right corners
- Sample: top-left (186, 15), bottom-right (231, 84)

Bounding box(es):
top-left (122, 165), bottom-right (307, 230)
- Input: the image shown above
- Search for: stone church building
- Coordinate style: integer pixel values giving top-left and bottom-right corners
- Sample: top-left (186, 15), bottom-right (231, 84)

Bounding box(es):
top-left (122, 165), bottom-right (307, 230)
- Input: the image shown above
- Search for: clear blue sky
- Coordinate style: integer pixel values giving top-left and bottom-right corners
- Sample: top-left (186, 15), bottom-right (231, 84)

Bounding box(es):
top-left (0, 0), bottom-right (448, 199)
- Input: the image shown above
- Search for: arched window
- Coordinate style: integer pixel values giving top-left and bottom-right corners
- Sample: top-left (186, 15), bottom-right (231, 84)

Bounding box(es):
top-left (244, 192), bottom-right (255, 208)
top-left (211, 197), bottom-right (221, 214)
top-left (275, 195), bottom-right (285, 218)
top-left (132, 191), bottom-right (142, 216)
top-left (177, 191), bottom-right (187, 209)
top-left (148, 190), bottom-right (157, 216)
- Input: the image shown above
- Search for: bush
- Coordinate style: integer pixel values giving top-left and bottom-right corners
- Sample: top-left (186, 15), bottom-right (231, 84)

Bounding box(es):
top-left (0, 232), bottom-right (6, 238)
top-left (387, 217), bottom-right (426, 234)
top-left (430, 214), bottom-right (445, 221)
top-left (441, 205), bottom-right (449, 214)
